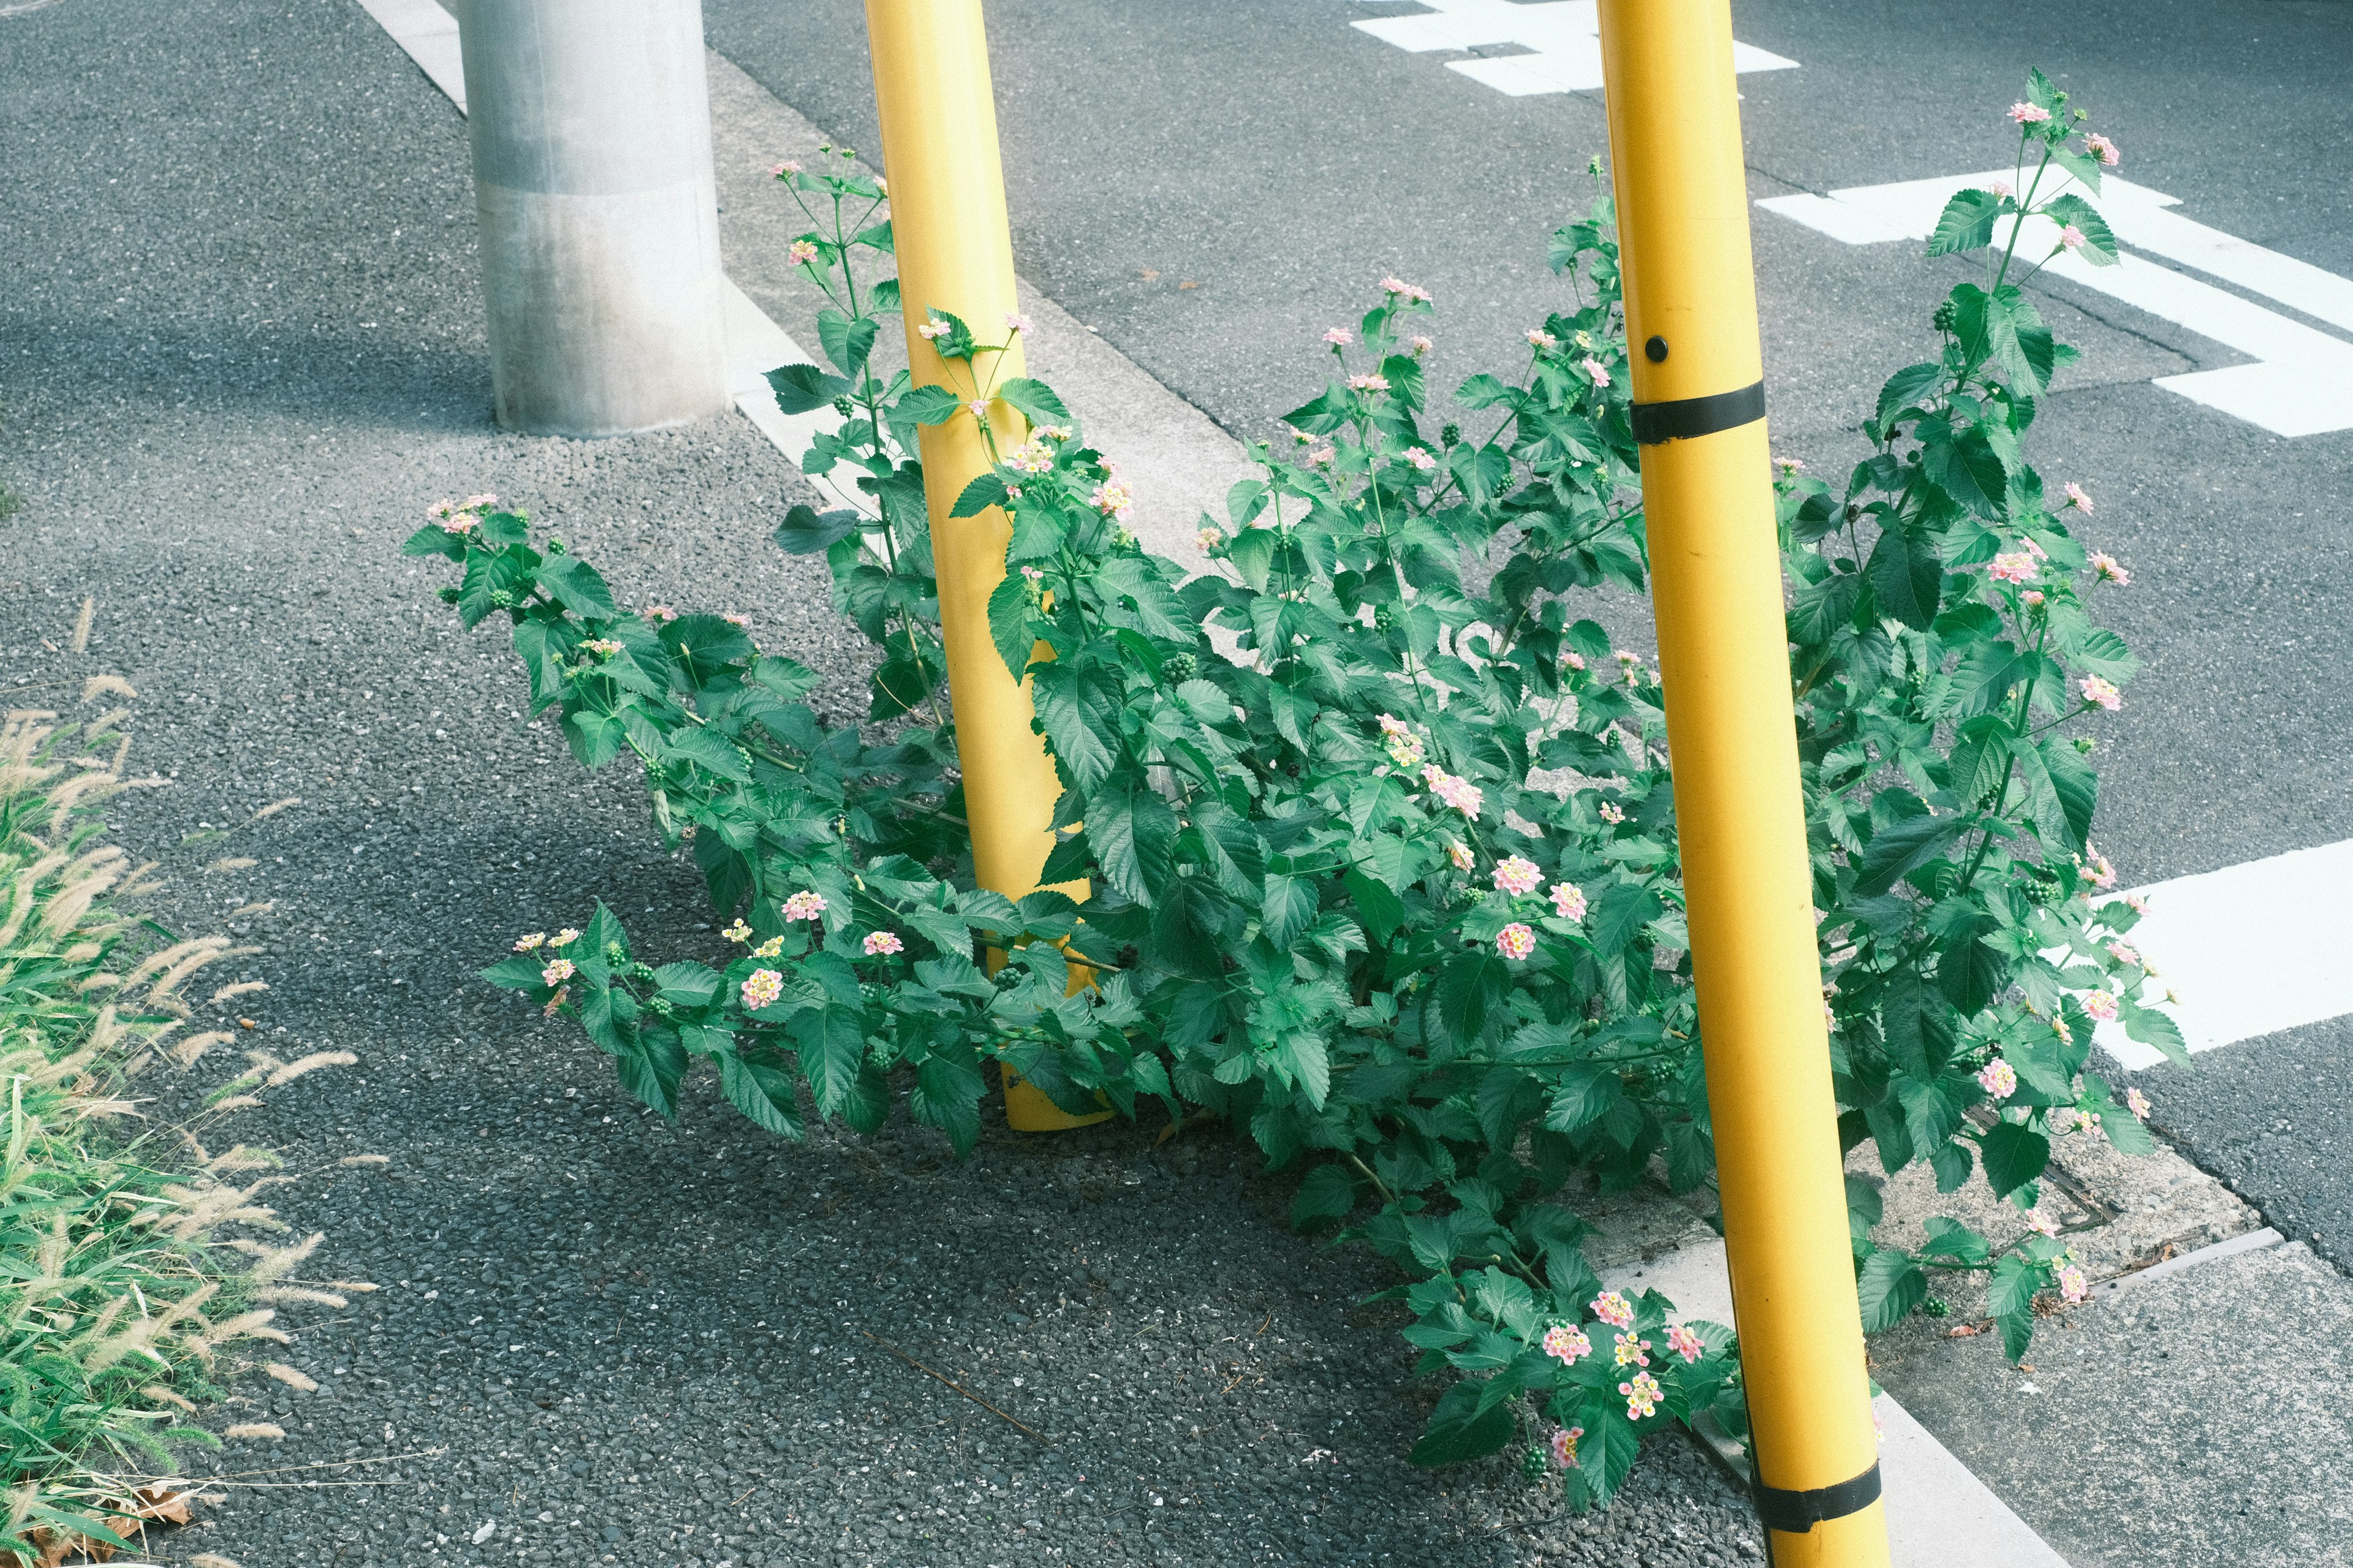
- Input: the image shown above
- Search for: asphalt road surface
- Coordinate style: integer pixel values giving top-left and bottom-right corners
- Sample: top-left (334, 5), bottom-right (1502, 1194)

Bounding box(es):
top-left (707, 0), bottom-right (2353, 1268)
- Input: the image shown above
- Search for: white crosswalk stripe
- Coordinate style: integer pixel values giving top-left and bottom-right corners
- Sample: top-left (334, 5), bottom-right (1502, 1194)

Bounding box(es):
top-left (1759, 171), bottom-right (2353, 436)
top-left (1349, 0), bottom-right (1797, 97)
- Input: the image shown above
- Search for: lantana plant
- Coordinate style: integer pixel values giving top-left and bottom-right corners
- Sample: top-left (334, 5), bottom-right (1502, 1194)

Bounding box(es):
top-left (407, 75), bottom-right (2177, 1504)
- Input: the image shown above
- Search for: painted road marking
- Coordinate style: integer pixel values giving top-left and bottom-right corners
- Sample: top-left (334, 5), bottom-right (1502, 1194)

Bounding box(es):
top-left (355, 0), bottom-right (465, 107)
top-left (1604, 1240), bottom-right (2069, 1568)
top-left (2095, 838), bottom-right (2353, 1071)
top-left (1759, 171), bottom-right (2353, 436)
top-left (1350, 0), bottom-right (1797, 98)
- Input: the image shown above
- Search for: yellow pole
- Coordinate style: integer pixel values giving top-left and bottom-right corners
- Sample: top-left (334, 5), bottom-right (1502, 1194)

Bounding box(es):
top-left (864, 0), bottom-right (1105, 1131)
top-left (1594, 3), bottom-right (1888, 1563)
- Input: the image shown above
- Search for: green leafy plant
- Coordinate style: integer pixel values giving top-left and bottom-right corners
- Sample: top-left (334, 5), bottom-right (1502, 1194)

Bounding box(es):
top-left (417, 79), bottom-right (2173, 1506)
top-left (0, 702), bottom-right (345, 1564)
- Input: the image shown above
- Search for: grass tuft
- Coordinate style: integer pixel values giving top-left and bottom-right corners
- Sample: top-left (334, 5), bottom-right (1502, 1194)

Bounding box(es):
top-left (0, 701), bottom-right (347, 1564)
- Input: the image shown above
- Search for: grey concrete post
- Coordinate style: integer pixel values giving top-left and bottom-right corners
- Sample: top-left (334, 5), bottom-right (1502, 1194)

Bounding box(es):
top-left (455, 0), bottom-right (730, 436)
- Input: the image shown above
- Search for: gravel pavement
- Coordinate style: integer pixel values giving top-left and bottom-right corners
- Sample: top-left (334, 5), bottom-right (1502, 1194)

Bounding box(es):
top-left (1, 1), bottom-right (1770, 1563)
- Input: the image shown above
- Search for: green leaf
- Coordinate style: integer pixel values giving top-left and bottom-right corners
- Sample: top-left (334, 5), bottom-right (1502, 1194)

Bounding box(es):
top-left (719, 1053), bottom-right (804, 1138)
top-left (817, 309), bottom-right (880, 374)
top-left (1927, 187), bottom-right (2003, 257)
top-left (1029, 665), bottom-right (1118, 793)
top-left (2122, 1000), bottom-right (2189, 1066)
top-left (912, 1051), bottom-right (986, 1154)
top-left (987, 568), bottom-right (1039, 682)
top-left (1980, 1120), bottom-right (2050, 1199)
top-left (1865, 525), bottom-right (1942, 631)
top-left (1343, 866), bottom-right (1403, 944)
top-left (535, 555), bottom-right (618, 618)
top-left (793, 1004), bottom-right (870, 1120)
top-left (1291, 1164), bottom-right (1357, 1232)
top-left (1261, 874), bottom-right (1319, 951)
top-left (767, 361), bottom-right (852, 415)
top-left (1409, 1379), bottom-right (1517, 1467)
top-left (2042, 193), bottom-right (2119, 267)
top-left (996, 376), bottom-right (1070, 429)
top-left (774, 502), bottom-right (862, 556)
top-left (403, 522), bottom-right (464, 559)
top-left (1854, 811), bottom-right (1967, 898)
top-left (1856, 1248), bottom-right (1927, 1331)
top-left (897, 384), bottom-right (964, 426)
top-left (951, 472), bottom-right (1010, 518)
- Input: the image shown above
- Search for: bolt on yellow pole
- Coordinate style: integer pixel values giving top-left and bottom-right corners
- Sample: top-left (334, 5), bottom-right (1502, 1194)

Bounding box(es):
top-left (864, 0), bottom-right (1105, 1131)
top-left (1594, 2), bottom-right (1889, 1563)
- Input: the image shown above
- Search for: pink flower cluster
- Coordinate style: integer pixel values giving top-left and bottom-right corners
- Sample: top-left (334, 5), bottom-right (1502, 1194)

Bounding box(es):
top-left (1379, 276), bottom-right (1433, 303)
top-left (1422, 765), bottom-right (1483, 820)
top-left (782, 890), bottom-right (828, 922)
top-left (1377, 714), bottom-right (1425, 769)
top-left (2055, 1263), bottom-right (2090, 1304)
top-left (2082, 846), bottom-right (2118, 890)
top-left (1090, 479), bottom-right (1135, 518)
top-left (2085, 133), bottom-right (2121, 167)
top-left (1447, 840), bottom-right (1476, 872)
top-left (2089, 551), bottom-right (2129, 585)
top-left (917, 320), bottom-right (950, 341)
top-left (540, 957), bottom-right (574, 986)
top-left (2083, 990), bottom-right (2119, 1023)
top-left (1322, 327), bottom-right (1352, 346)
top-left (1542, 1324), bottom-right (1591, 1365)
top-left (1004, 311), bottom-right (1033, 334)
top-left (1666, 1324), bottom-right (1703, 1364)
top-left (1348, 373), bottom-right (1390, 393)
top-left (513, 932), bottom-right (545, 951)
top-left (1977, 1058), bottom-right (2018, 1100)
top-left (1409, 334), bottom-right (1434, 356)
top-left (1580, 357), bottom-right (1611, 387)
top-left (862, 931), bottom-right (903, 956)
top-left (1550, 882), bottom-right (1586, 922)
top-left (2080, 675), bottom-right (2121, 711)
top-left (1526, 328), bottom-right (1558, 351)
top-left (1598, 801), bottom-right (1626, 825)
top-left (1405, 447), bottom-right (1438, 472)
top-left (2009, 101), bottom-right (2052, 125)
top-left (1591, 1291), bottom-right (1634, 1329)
top-left (1549, 1425), bottom-right (1583, 1470)
top-left (2126, 1087), bottom-right (2152, 1120)
top-left (740, 968), bottom-right (784, 1010)
top-left (786, 239), bottom-right (820, 266)
top-left (1492, 855), bottom-right (1541, 896)
top-left (1612, 1332), bottom-right (1651, 1368)
top-left (1496, 923), bottom-right (1536, 961)
top-left (1620, 1370), bottom-right (1662, 1420)
top-left (1989, 550), bottom-right (2039, 585)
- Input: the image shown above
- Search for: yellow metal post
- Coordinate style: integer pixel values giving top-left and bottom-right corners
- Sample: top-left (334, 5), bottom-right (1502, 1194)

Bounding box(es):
top-left (1594, 2), bottom-right (1889, 1562)
top-left (865, 0), bottom-right (1105, 1131)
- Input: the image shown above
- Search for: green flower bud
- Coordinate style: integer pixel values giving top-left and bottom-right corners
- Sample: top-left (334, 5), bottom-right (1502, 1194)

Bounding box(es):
top-left (546, 537), bottom-right (566, 555)
top-left (1931, 300), bottom-right (1957, 333)
top-left (1440, 422), bottom-right (1462, 449)
top-left (436, 585), bottom-right (463, 604)
top-left (1520, 1444), bottom-right (1548, 1482)
top-left (606, 941), bottom-right (626, 966)
top-left (832, 394), bottom-right (857, 419)
top-left (992, 967), bottom-right (1022, 991)
top-left (2074, 737), bottom-right (2096, 754)
top-left (646, 996), bottom-right (675, 1020)
top-left (488, 588), bottom-right (518, 609)
top-left (1922, 1295), bottom-right (1950, 1318)
top-left (1373, 602), bottom-right (1400, 631)
top-left (1162, 653), bottom-right (1198, 684)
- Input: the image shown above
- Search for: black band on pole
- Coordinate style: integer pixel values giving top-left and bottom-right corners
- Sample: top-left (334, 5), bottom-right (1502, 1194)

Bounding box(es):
top-left (1752, 1459), bottom-right (1882, 1535)
top-left (1629, 378), bottom-right (1767, 445)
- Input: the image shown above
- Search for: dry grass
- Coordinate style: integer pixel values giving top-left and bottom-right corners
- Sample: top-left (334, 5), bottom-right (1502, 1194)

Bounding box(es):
top-left (0, 702), bottom-right (346, 1566)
